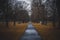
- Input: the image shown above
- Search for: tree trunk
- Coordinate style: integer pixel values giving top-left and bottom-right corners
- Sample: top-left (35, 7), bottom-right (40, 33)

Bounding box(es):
top-left (14, 18), bottom-right (16, 26)
top-left (57, 8), bottom-right (60, 29)
top-left (52, 13), bottom-right (56, 27)
top-left (14, 14), bottom-right (16, 26)
top-left (5, 14), bottom-right (9, 28)
top-left (56, 0), bottom-right (60, 29)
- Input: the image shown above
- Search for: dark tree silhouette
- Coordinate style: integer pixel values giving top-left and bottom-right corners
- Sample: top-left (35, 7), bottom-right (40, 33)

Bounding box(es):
top-left (56, 0), bottom-right (60, 29)
top-left (0, 0), bottom-right (9, 28)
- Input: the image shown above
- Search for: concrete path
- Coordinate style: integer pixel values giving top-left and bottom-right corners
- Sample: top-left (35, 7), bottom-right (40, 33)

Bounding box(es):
top-left (20, 23), bottom-right (41, 40)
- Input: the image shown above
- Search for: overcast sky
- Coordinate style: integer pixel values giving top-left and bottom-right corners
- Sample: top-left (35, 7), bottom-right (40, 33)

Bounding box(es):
top-left (17, 0), bottom-right (32, 10)
top-left (17, 0), bottom-right (32, 16)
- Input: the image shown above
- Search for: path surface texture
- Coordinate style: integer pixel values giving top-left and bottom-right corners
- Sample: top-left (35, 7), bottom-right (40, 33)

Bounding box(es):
top-left (20, 23), bottom-right (41, 40)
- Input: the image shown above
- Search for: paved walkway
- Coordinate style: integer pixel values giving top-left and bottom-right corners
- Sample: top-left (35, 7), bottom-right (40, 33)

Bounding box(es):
top-left (20, 23), bottom-right (41, 40)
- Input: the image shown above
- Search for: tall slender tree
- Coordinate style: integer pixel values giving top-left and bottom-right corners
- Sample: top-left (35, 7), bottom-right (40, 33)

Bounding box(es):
top-left (56, 0), bottom-right (60, 28)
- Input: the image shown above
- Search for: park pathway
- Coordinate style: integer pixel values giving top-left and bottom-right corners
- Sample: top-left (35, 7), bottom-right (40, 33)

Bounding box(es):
top-left (20, 23), bottom-right (41, 40)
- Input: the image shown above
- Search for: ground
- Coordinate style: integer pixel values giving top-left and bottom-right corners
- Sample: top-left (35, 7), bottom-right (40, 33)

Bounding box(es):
top-left (20, 23), bottom-right (41, 40)
top-left (0, 22), bottom-right (60, 40)
top-left (32, 22), bottom-right (60, 40)
top-left (0, 22), bottom-right (28, 40)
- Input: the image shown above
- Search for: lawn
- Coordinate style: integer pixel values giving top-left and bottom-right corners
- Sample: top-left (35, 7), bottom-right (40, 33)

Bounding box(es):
top-left (32, 22), bottom-right (60, 40)
top-left (0, 22), bottom-right (28, 40)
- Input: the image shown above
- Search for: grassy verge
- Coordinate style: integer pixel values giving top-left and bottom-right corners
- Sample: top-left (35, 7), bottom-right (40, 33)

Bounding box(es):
top-left (0, 22), bottom-right (28, 40)
top-left (32, 22), bottom-right (60, 40)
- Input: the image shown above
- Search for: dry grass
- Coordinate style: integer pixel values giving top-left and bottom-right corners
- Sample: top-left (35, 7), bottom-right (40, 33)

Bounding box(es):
top-left (0, 22), bottom-right (28, 40)
top-left (32, 22), bottom-right (60, 40)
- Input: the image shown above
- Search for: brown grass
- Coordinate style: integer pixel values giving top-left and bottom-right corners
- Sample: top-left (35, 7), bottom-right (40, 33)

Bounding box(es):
top-left (0, 22), bottom-right (28, 40)
top-left (32, 22), bottom-right (60, 40)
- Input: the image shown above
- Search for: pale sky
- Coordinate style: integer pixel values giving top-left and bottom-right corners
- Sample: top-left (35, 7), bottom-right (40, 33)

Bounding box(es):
top-left (17, 0), bottom-right (32, 16)
top-left (17, 0), bottom-right (32, 4)
top-left (17, 0), bottom-right (32, 10)
top-left (41, 0), bottom-right (47, 4)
